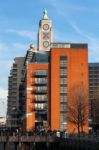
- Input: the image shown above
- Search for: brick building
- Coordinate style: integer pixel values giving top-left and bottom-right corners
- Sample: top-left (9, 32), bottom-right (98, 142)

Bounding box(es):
top-left (7, 10), bottom-right (89, 133)
top-left (20, 43), bottom-right (89, 133)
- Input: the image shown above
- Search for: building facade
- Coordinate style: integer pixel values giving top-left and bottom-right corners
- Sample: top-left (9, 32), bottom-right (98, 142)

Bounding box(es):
top-left (50, 43), bottom-right (88, 133)
top-left (7, 57), bottom-right (24, 128)
top-left (21, 43), bottom-right (89, 133)
top-left (89, 63), bottom-right (99, 130)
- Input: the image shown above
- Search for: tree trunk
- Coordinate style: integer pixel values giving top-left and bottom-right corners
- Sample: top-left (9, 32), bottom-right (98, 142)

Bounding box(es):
top-left (81, 123), bottom-right (83, 133)
top-left (78, 123), bottom-right (80, 138)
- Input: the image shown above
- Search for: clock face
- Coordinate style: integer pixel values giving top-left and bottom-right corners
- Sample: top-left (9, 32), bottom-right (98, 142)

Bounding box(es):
top-left (43, 41), bottom-right (49, 48)
top-left (43, 24), bottom-right (49, 30)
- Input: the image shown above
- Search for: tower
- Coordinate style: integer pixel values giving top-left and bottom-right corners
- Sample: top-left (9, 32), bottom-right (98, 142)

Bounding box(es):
top-left (38, 9), bottom-right (53, 51)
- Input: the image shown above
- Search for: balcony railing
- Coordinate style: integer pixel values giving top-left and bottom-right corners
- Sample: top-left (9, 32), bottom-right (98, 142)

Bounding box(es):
top-left (34, 99), bottom-right (47, 103)
top-left (34, 82), bottom-right (47, 85)
top-left (33, 90), bottom-right (47, 94)
top-left (34, 74), bottom-right (47, 78)
top-left (34, 108), bottom-right (47, 111)
top-left (31, 82), bottom-right (47, 86)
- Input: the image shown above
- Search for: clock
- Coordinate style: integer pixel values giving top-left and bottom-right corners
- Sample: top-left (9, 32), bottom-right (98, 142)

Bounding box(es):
top-left (43, 24), bottom-right (49, 30)
top-left (43, 41), bottom-right (49, 48)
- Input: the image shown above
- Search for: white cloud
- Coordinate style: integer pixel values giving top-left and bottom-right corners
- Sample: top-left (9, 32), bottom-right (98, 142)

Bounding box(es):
top-left (0, 88), bottom-right (7, 100)
top-left (45, 0), bottom-right (99, 15)
top-left (13, 43), bottom-right (28, 50)
top-left (7, 29), bottom-right (37, 40)
top-left (0, 42), bottom-right (9, 52)
top-left (0, 88), bottom-right (7, 116)
top-left (69, 21), bottom-right (94, 41)
top-left (68, 21), bottom-right (99, 62)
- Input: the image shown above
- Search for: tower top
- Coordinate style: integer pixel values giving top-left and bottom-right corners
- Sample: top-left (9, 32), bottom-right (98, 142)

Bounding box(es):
top-left (42, 9), bottom-right (48, 19)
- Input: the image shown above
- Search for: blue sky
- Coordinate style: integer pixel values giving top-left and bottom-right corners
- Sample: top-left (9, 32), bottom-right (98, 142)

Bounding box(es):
top-left (0, 0), bottom-right (99, 116)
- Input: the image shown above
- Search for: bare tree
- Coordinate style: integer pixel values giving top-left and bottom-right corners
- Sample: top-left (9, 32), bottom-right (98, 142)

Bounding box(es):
top-left (67, 85), bottom-right (88, 137)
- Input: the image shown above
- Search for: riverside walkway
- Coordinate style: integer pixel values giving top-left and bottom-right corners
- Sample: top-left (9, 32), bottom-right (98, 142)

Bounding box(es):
top-left (0, 135), bottom-right (54, 142)
top-left (0, 131), bottom-right (99, 150)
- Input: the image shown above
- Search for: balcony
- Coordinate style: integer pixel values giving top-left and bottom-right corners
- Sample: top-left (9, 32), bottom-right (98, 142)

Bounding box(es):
top-left (34, 108), bottom-right (47, 112)
top-left (34, 82), bottom-right (47, 86)
top-left (33, 90), bottom-right (47, 94)
top-left (29, 98), bottom-right (47, 103)
top-left (34, 99), bottom-right (47, 103)
top-left (33, 70), bottom-right (48, 78)
top-left (34, 78), bottom-right (47, 85)
top-left (12, 81), bottom-right (17, 84)
top-left (35, 110), bottom-right (47, 115)
top-left (34, 103), bottom-right (47, 111)
top-left (34, 74), bottom-right (47, 78)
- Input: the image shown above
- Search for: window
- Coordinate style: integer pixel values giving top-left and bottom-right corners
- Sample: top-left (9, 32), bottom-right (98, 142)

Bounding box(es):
top-left (60, 124), bottom-right (67, 130)
top-left (94, 83), bottom-right (99, 86)
top-left (89, 79), bottom-right (93, 83)
top-left (60, 114), bottom-right (66, 122)
top-left (35, 86), bottom-right (47, 91)
top-left (60, 56), bottom-right (67, 60)
top-left (60, 78), bottom-right (67, 84)
top-left (60, 69), bottom-right (67, 76)
top-left (94, 71), bottom-right (98, 74)
top-left (60, 104), bottom-right (67, 111)
top-left (60, 86), bottom-right (67, 93)
top-left (35, 78), bottom-right (47, 84)
top-left (94, 75), bottom-right (99, 78)
top-left (60, 95), bottom-right (67, 102)
top-left (35, 95), bottom-right (47, 101)
top-left (60, 56), bottom-right (67, 67)
top-left (35, 103), bottom-right (47, 110)
top-left (35, 70), bottom-right (48, 76)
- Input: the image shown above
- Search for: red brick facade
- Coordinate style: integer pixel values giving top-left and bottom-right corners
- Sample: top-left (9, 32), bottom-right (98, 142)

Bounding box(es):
top-left (25, 46), bottom-right (89, 133)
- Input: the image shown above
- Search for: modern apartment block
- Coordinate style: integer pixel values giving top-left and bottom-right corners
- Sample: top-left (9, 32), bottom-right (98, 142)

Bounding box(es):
top-left (7, 57), bottom-right (24, 128)
top-left (50, 43), bottom-right (89, 133)
top-left (20, 43), bottom-right (89, 133)
top-left (89, 63), bottom-right (99, 130)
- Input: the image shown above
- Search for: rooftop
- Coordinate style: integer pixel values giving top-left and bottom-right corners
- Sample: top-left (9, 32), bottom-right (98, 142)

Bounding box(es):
top-left (89, 63), bottom-right (99, 67)
top-left (51, 43), bottom-right (88, 49)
